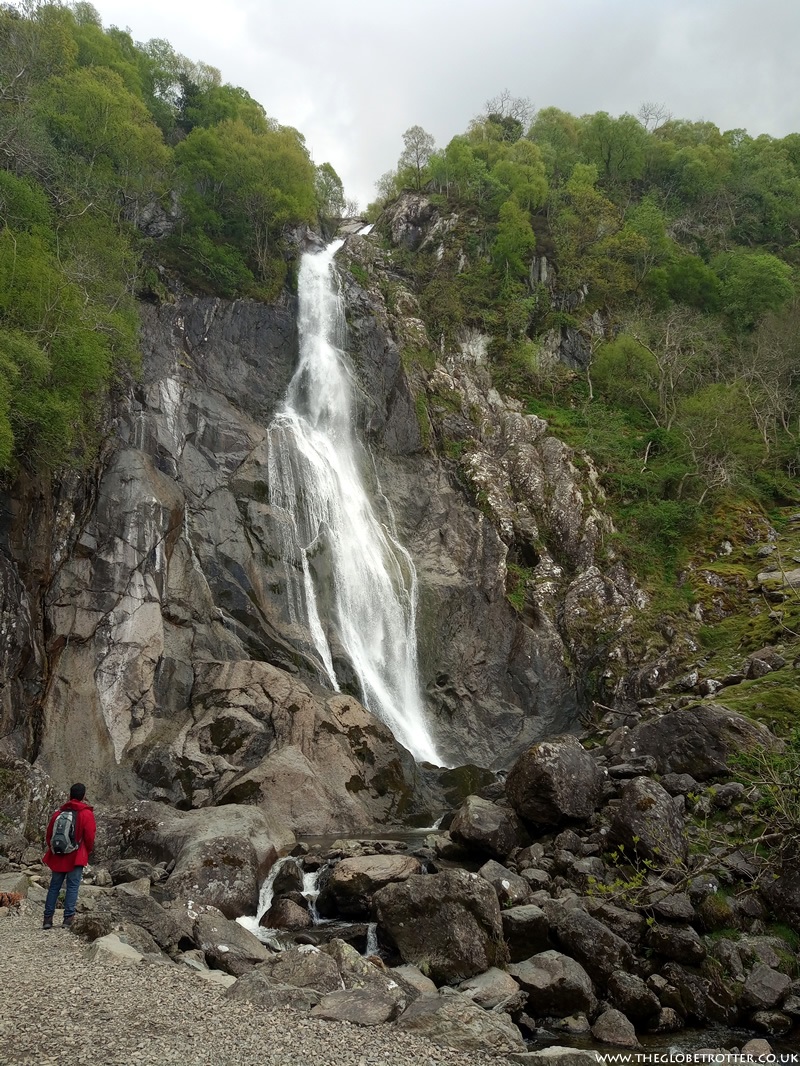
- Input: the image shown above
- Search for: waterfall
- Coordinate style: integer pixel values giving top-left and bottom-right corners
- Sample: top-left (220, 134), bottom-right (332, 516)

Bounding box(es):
top-left (266, 240), bottom-right (441, 765)
top-left (302, 865), bottom-right (328, 924)
top-left (364, 922), bottom-right (379, 958)
top-left (235, 856), bottom-right (290, 945)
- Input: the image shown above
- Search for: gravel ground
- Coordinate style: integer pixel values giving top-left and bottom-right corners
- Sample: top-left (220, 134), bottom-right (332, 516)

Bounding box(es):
top-left (0, 905), bottom-right (502, 1066)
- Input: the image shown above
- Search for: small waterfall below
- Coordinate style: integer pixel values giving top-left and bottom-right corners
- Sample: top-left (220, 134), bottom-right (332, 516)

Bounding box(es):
top-left (302, 864), bottom-right (328, 924)
top-left (364, 922), bottom-right (379, 958)
top-left (266, 240), bottom-right (441, 765)
top-left (236, 856), bottom-right (291, 945)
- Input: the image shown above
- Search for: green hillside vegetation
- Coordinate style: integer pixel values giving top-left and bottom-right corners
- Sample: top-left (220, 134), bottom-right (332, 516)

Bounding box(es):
top-left (0, 1), bottom-right (341, 471)
top-left (373, 100), bottom-right (800, 579)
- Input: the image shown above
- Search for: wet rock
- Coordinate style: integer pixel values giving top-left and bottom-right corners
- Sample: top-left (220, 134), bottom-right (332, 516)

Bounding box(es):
top-left (263, 898), bottom-right (312, 930)
top-left (609, 777), bottom-right (687, 866)
top-left (646, 1007), bottom-right (683, 1033)
top-left (507, 735), bottom-right (606, 827)
top-left (270, 858), bottom-right (304, 896)
top-left (194, 909), bottom-right (271, 977)
top-left (508, 950), bottom-right (597, 1016)
top-left (373, 869), bottom-right (507, 983)
top-left (450, 795), bottom-right (527, 860)
top-left (317, 854), bottom-right (422, 919)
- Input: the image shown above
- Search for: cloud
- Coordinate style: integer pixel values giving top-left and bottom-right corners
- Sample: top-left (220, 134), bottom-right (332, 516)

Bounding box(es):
top-left (91, 0), bottom-right (800, 208)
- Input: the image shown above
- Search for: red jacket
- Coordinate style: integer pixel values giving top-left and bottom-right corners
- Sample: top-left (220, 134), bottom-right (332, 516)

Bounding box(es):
top-left (43, 800), bottom-right (96, 872)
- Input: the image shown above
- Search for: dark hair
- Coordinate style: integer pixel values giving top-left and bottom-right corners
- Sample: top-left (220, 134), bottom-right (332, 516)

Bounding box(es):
top-left (69, 783), bottom-right (86, 801)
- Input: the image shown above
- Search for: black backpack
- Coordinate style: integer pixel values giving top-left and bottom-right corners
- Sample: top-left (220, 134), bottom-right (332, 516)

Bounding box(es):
top-left (50, 808), bottom-right (80, 855)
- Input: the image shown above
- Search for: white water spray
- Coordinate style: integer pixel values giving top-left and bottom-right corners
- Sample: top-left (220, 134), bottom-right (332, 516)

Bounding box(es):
top-left (267, 241), bottom-right (441, 765)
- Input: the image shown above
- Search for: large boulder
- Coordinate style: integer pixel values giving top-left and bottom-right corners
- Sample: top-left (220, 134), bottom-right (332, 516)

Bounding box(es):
top-left (478, 859), bottom-right (531, 907)
top-left (87, 889), bottom-right (195, 956)
top-left (225, 971), bottom-right (321, 1011)
top-left (506, 736), bottom-right (606, 827)
top-left (509, 950), bottom-right (597, 1016)
top-left (450, 795), bottom-right (527, 860)
top-left (256, 944), bottom-right (342, 992)
top-left (549, 908), bottom-right (636, 988)
top-left (312, 989), bottom-right (401, 1026)
top-left (502, 904), bottom-right (550, 963)
top-left (373, 868), bottom-right (507, 983)
top-left (458, 967), bottom-right (526, 1012)
top-left (317, 854), bottom-right (423, 919)
top-left (194, 908), bottom-right (272, 976)
top-left (98, 801), bottom-right (292, 919)
top-left (619, 704), bottom-right (780, 780)
top-left (607, 971), bottom-right (661, 1023)
top-left (396, 991), bottom-right (525, 1053)
top-left (762, 868), bottom-right (800, 928)
top-left (609, 777), bottom-right (688, 866)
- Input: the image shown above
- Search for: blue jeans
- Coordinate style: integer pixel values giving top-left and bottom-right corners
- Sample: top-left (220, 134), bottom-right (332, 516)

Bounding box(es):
top-left (44, 866), bottom-right (84, 921)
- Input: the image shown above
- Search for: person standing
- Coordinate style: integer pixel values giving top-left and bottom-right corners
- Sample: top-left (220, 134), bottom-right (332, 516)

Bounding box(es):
top-left (42, 783), bottom-right (96, 930)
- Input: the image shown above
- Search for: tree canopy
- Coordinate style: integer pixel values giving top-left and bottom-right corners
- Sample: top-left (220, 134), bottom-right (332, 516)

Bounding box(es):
top-left (0, 1), bottom-right (344, 473)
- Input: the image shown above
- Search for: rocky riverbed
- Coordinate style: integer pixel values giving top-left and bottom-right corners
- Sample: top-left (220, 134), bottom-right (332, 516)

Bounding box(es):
top-left (2, 695), bottom-right (799, 1062)
top-left (0, 907), bottom-right (507, 1066)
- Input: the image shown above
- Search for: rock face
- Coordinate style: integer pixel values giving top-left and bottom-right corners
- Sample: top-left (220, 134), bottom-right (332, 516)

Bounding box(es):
top-left (373, 869), bottom-right (507, 983)
top-left (0, 214), bottom-right (636, 815)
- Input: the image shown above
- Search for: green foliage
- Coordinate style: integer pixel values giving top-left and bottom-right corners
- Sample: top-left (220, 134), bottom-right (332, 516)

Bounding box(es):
top-left (506, 562), bottom-right (534, 611)
top-left (731, 729), bottom-right (800, 861)
top-left (711, 250), bottom-right (794, 330)
top-left (0, 2), bottom-right (325, 472)
top-left (492, 199), bottom-right (536, 280)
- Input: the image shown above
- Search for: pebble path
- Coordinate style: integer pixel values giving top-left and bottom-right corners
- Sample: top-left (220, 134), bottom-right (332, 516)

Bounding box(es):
top-left (0, 907), bottom-right (500, 1066)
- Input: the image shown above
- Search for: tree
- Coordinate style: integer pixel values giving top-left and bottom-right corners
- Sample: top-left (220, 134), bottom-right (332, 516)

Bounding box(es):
top-left (398, 125), bottom-right (435, 191)
top-left (492, 199), bottom-right (535, 282)
top-left (712, 250), bottom-right (794, 331)
top-left (315, 161), bottom-right (345, 221)
top-left (581, 111), bottom-right (649, 185)
top-left (485, 89), bottom-right (534, 129)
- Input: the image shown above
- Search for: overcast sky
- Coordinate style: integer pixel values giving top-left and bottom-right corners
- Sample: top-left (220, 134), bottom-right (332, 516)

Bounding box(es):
top-left (88, 0), bottom-right (800, 209)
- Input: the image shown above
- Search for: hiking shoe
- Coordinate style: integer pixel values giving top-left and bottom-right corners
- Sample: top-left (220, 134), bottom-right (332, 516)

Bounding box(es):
top-left (42, 919), bottom-right (53, 930)
top-left (62, 915), bottom-right (74, 928)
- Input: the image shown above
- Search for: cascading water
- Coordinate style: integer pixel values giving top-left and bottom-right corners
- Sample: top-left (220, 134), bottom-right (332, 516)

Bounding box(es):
top-left (267, 240), bottom-right (441, 765)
